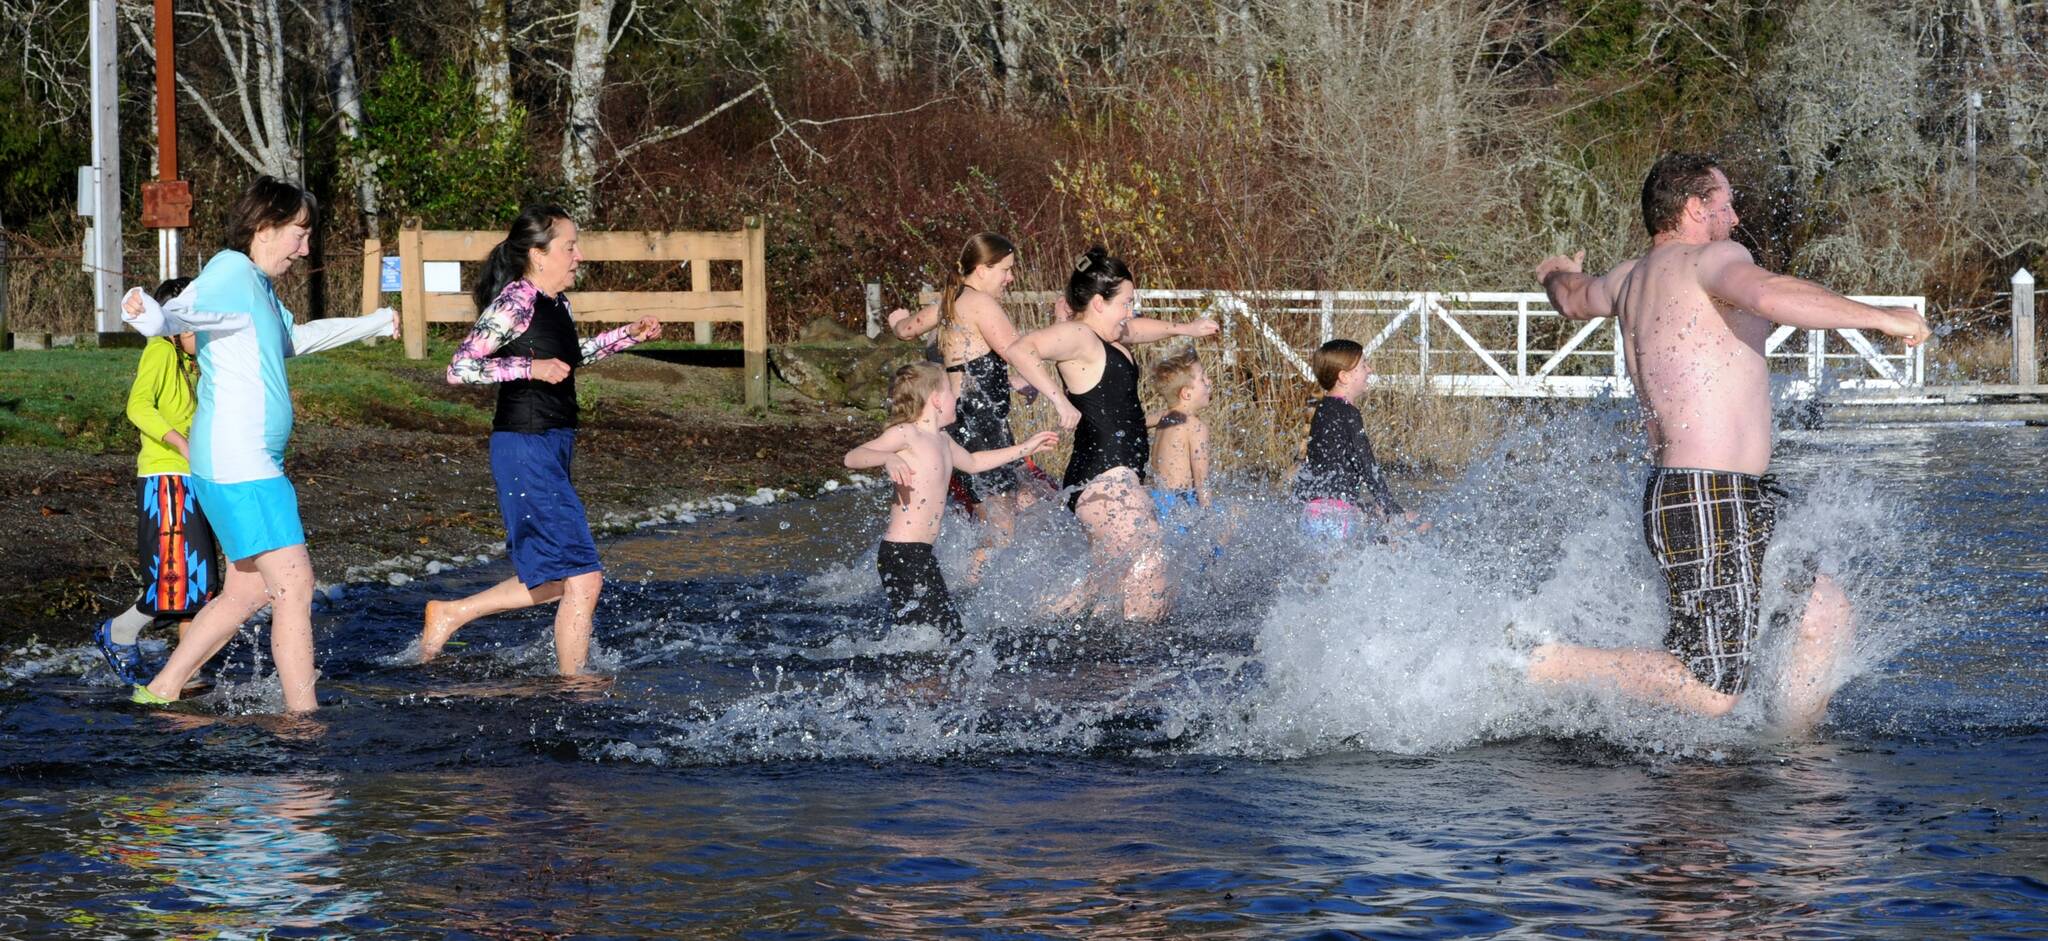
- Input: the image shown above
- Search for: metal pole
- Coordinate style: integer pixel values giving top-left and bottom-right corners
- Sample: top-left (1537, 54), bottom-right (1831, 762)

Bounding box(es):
top-left (89, 0), bottom-right (123, 338)
top-left (2015, 268), bottom-right (2037, 386)
top-left (155, 0), bottom-right (180, 281)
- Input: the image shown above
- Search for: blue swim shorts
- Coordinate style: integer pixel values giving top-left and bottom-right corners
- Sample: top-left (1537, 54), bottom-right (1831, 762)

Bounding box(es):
top-left (490, 429), bottom-right (603, 589)
top-left (190, 475), bottom-right (305, 562)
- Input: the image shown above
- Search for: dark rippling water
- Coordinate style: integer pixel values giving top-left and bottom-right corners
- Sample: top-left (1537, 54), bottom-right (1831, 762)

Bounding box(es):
top-left (2, 418), bottom-right (2043, 939)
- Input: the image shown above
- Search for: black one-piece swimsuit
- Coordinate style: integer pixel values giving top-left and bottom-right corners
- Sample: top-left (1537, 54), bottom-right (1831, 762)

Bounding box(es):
top-left (1060, 333), bottom-right (1149, 510)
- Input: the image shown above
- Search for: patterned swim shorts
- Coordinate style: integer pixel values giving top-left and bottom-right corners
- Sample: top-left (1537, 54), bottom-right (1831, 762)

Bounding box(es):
top-left (1642, 467), bottom-right (1783, 694)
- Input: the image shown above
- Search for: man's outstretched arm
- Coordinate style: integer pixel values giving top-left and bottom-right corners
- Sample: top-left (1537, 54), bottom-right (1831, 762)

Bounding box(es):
top-left (1537, 250), bottom-right (1631, 321)
top-left (1699, 241), bottom-right (1928, 344)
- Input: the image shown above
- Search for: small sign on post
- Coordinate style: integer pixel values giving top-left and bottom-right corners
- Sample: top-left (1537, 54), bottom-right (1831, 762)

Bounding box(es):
top-left (379, 256), bottom-right (401, 292)
top-left (139, 180), bottom-right (192, 228)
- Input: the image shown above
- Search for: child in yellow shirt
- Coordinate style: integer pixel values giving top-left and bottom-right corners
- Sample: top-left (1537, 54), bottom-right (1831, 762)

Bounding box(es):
top-left (95, 277), bottom-right (220, 684)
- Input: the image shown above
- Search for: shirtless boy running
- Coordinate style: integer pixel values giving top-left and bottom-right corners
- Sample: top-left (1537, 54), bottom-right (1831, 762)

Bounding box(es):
top-left (844, 362), bottom-right (1059, 632)
top-left (1529, 153), bottom-right (1929, 734)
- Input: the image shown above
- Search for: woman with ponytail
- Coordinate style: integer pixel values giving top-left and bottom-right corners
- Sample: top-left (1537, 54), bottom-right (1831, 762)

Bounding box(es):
top-left (1005, 247), bottom-right (1219, 622)
top-left (884, 233), bottom-right (1039, 578)
top-left (420, 206), bottom-right (662, 674)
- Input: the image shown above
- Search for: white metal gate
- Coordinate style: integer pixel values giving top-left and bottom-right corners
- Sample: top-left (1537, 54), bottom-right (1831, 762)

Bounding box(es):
top-left (1127, 289), bottom-right (1927, 399)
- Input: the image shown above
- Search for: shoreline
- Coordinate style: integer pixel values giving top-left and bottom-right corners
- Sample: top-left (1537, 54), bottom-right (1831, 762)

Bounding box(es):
top-left (0, 386), bottom-right (879, 657)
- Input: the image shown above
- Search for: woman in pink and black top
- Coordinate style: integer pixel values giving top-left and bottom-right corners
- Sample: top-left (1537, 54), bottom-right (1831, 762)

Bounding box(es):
top-left (419, 206), bottom-right (660, 674)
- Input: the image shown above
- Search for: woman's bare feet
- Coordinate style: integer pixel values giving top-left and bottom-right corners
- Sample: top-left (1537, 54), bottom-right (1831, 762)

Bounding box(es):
top-left (420, 600), bottom-right (464, 662)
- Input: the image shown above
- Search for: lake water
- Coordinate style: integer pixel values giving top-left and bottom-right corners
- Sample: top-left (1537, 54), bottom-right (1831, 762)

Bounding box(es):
top-left (2, 416), bottom-right (2043, 939)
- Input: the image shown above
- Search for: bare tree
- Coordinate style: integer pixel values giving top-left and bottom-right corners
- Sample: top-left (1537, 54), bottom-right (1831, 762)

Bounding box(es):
top-left (561, 0), bottom-right (614, 214)
top-left (124, 0), bottom-right (300, 179)
top-left (2, 0), bottom-right (90, 125)
top-left (472, 0), bottom-right (512, 123)
top-left (318, 0), bottom-right (377, 235)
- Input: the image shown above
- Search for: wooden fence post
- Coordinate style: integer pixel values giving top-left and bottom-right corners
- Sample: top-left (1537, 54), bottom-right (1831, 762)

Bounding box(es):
top-left (2015, 268), bottom-right (2037, 386)
top-left (0, 222), bottom-right (10, 351)
top-left (400, 220), bottom-right (426, 359)
top-left (743, 216), bottom-right (769, 408)
top-left (689, 258), bottom-right (712, 344)
top-left (361, 238), bottom-right (381, 316)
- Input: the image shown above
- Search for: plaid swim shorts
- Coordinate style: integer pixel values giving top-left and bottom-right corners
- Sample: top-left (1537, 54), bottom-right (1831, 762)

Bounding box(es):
top-left (1642, 467), bottom-right (1784, 694)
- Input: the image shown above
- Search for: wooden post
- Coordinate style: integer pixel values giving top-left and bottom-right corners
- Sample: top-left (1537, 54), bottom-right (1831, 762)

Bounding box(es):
top-left (361, 238), bottom-right (381, 316)
top-left (2015, 268), bottom-right (2037, 386)
top-left (0, 220), bottom-right (9, 350)
top-left (401, 220), bottom-right (426, 359)
top-left (742, 216), bottom-right (769, 408)
top-left (690, 259), bottom-right (712, 344)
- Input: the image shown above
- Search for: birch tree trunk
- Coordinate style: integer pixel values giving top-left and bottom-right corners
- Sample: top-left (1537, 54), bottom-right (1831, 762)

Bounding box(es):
top-left (127, 0), bottom-right (301, 178)
top-left (319, 0), bottom-right (378, 235)
top-left (249, 0), bottom-right (296, 177)
top-left (994, 0), bottom-right (1028, 105)
top-left (563, 0), bottom-right (615, 215)
top-left (472, 0), bottom-right (512, 123)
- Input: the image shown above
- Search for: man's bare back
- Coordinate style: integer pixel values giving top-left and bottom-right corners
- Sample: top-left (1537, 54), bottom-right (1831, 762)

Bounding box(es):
top-left (1527, 157), bottom-right (1929, 733)
top-left (1543, 167), bottom-right (1926, 474)
top-left (1613, 241), bottom-right (1778, 474)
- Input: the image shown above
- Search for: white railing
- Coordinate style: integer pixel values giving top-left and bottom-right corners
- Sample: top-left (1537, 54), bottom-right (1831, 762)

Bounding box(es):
top-left (891, 287), bottom-right (1928, 399)
top-left (1132, 289), bottom-right (1927, 399)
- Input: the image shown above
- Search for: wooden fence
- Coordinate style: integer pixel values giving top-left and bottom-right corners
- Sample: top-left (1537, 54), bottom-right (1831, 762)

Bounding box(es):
top-left (363, 218), bottom-right (769, 407)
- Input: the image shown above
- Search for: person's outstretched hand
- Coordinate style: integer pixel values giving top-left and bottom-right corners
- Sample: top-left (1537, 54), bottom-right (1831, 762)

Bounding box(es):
top-left (631, 315), bottom-right (663, 342)
top-left (1020, 430), bottom-right (1060, 455)
top-left (1881, 306), bottom-right (1931, 347)
top-left (1536, 250), bottom-right (1586, 286)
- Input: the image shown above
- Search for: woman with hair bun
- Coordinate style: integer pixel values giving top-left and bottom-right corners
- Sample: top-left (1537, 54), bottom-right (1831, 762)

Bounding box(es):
top-left (120, 175), bottom-right (401, 711)
top-left (419, 206), bottom-right (661, 675)
top-left (1006, 246), bottom-right (1219, 621)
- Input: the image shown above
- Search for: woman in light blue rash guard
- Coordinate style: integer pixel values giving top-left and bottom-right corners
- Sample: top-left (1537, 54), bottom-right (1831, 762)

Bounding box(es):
top-left (121, 176), bottom-right (399, 712)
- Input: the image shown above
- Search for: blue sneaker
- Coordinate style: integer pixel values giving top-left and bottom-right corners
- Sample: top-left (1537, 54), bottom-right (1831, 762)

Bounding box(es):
top-left (94, 620), bottom-right (150, 685)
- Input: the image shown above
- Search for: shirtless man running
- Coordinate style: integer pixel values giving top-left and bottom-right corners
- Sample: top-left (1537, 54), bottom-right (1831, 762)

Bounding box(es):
top-left (1529, 153), bottom-right (1930, 734)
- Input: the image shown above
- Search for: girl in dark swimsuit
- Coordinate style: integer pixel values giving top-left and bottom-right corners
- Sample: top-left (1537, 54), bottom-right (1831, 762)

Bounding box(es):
top-left (1007, 247), bottom-right (1220, 622)
top-left (885, 233), bottom-right (1041, 581)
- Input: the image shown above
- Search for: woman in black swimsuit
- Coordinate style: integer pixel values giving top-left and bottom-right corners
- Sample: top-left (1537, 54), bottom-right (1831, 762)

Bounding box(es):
top-left (886, 233), bottom-right (1040, 580)
top-left (1008, 247), bottom-right (1219, 621)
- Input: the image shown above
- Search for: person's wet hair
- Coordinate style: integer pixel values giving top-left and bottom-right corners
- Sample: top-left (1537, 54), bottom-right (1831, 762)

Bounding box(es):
top-left (1064, 245), bottom-right (1134, 314)
top-left (474, 205), bottom-right (575, 309)
top-left (940, 233), bottom-right (1016, 330)
top-left (1150, 350), bottom-right (1203, 408)
top-left (1640, 153), bottom-right (1723, 237)
top-left (223, 176), bottom-right (319, 254)
top-left (886, 362), bottom-right (947, 427)
top-left (1311, 339), bottom-right (1365, 392)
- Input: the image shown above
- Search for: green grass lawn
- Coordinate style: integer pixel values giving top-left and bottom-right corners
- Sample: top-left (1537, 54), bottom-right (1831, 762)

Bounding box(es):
top-left (0, 336), bottom-right (761, 454)
top-left (0, 340), bottom-right (493, 453)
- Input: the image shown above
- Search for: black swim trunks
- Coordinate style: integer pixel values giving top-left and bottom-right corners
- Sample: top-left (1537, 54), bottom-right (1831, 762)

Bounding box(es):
top-left (877, 540), bottom-right (962, 633)
top-left (945, 350), bottom-right (1021, 501)
top-left (1642, 467), bottom-right (1782, 694)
